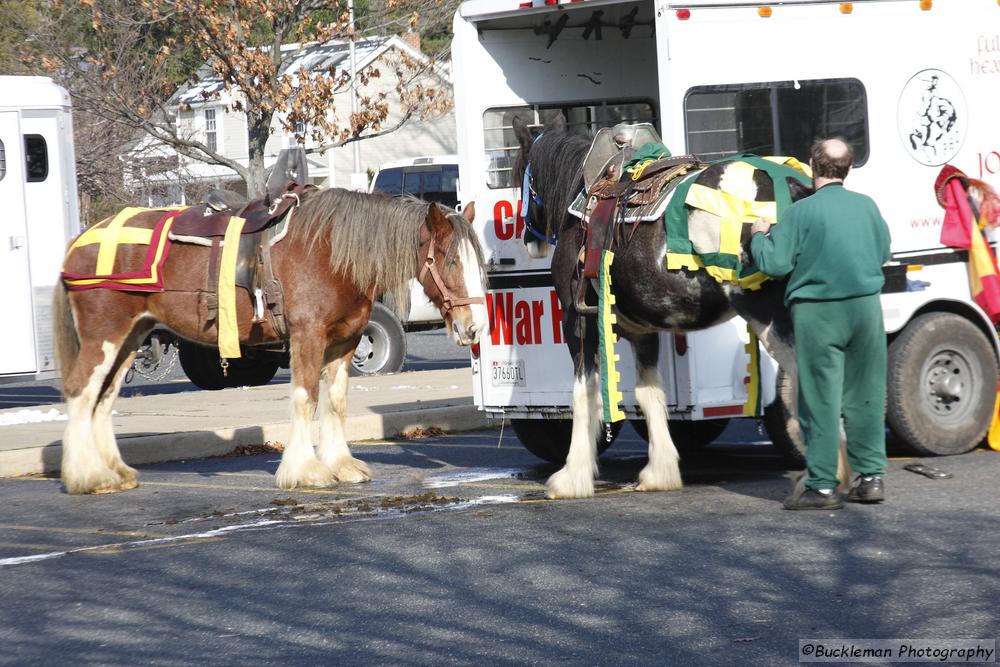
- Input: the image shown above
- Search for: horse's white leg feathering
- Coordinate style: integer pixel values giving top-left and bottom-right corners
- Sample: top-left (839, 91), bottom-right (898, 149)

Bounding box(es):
top-left (92, 349), bottom-right (139, 490)
top-left (61, 341), bottom-right (127, 494)
top-left (634, 363), bottom-right (683, 492)
top-left (275, 385), bottom-right (334, 489)
top-left (546, 373), bottom-right (600, 499)
top-left (317, 358), bottom-right (371, 484)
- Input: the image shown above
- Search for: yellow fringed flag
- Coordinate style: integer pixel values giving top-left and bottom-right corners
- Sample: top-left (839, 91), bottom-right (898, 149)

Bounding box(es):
top-left (598, 250), bottom-right (625, 423)
top-left (742, 325), bottom-right (762, 416)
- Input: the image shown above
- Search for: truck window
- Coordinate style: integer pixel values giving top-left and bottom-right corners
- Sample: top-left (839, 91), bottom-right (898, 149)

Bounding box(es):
top-left (401, 166), bottom-right (459, 207)
top-left (685, 78), bottom-right (869, 166)
top-left (371, 167), bottom-right (404, 196)
top-left (24, 134), bottom-right (48, 182)
top-left (483, 100), bottom-right (657, 189)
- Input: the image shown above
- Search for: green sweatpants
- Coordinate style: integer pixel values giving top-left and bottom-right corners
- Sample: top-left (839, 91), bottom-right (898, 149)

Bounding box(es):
top-left (792, 294), bottom-right (887, 490)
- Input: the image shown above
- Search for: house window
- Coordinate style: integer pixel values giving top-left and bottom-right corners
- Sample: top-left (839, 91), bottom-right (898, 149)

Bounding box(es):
top-left (685, 78), bottom-right (869, 165)
top-left (482, 100), bottom-right (657, 189)
top-left (204, 109), bottom-right (217, 152)
top-left (24, 134), bottom-right (48, 182)
top-left (0, 139), bottom-right (5, 181)
top-left (288, 120), bottom-right (306, 147)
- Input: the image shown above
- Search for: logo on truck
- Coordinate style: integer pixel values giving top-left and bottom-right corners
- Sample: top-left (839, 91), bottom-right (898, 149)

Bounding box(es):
top-left (898, 68), bottom-right (967, 166)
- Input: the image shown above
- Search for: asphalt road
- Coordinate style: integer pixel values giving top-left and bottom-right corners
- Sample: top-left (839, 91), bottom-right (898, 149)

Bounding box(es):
top-left (0, 328), bottom-right (464, 410)
top-left (1, 423), bottom-right (997, 665)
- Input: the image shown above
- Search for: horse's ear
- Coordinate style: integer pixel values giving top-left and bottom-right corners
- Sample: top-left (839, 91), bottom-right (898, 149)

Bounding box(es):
top-left (549, 112), bottom-right (567, 133)
top-left (512, 116), bottom-right (533, 152)
top-left (788, 177), bottom-right (814, 201)
top-left (461, 201), bottom-right (476, 225)
top-left (426, 202), bottom-right (451, 236)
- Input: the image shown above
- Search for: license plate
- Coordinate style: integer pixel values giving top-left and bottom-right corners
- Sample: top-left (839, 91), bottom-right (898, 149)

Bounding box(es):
top-left (491, 360), bottom-right (526, 387)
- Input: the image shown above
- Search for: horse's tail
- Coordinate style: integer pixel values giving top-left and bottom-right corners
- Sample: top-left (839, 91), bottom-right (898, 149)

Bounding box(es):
top-left (53, 280), bottom-right (79, 394)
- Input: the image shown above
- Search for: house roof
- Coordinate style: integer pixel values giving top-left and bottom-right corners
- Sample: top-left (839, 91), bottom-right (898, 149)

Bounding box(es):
top-left (176, 36), bottom-right (447, 107)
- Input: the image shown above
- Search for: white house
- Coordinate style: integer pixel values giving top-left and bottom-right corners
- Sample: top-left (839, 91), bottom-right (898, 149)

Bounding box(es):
top-left (129, 34), bottom-right (456, 205)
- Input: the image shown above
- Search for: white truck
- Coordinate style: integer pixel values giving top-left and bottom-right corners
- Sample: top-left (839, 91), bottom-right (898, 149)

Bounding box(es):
top-left (451, 0), bottom-right (1000, 461)
top-left (0, 76), bottom-right (79, 385)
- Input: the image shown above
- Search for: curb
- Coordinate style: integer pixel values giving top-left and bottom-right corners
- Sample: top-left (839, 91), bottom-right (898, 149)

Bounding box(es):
top-left (2, 405), bottom-right (492, 478)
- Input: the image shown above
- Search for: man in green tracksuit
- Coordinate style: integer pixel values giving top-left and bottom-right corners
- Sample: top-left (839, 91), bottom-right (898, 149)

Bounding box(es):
top-left (750, 138), bottom-right (892, 510)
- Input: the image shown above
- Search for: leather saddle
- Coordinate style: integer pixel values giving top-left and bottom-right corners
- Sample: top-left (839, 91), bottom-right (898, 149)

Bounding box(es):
top-left (171, 182), bottom-right (314, 237)
top-left (579, 125), bottom-right (705, 279)
top-left (175, 182), bottom-right (316, 342)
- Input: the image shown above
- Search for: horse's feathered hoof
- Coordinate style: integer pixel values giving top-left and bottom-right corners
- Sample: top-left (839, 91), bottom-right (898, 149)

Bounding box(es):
top-left (331, 457), bottom-right (372, 484)
top-left (545, 467), bottom-right (595, 499)
top-left (115, 464), bottom-right (139, 488)
top-left (63, 468), bottom-right (138, 495)
top-left (636, 463), bottom-right (684, 492)
top-left (275, 459), bottom-right (335, 489)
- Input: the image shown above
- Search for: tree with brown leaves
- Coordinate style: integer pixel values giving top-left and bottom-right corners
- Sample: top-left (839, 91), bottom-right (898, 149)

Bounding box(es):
top-left (23, 0), bottom-right (456, 200)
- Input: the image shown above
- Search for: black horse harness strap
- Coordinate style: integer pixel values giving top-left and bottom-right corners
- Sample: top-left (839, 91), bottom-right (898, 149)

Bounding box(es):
top-left (418, 236), bottom-right (485, 313)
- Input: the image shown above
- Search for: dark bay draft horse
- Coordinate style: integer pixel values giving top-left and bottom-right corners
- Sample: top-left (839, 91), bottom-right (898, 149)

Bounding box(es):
top-left (512, 115), bottom-right (821, 499)
top-left (55, 190), bottom-right (488, 494)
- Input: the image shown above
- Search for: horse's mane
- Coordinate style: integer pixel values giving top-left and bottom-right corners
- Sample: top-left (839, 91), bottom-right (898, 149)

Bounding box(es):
top-left (289, 188), bottom-right (484, 316)
top-left (513, 125), bottom-right (592, 239)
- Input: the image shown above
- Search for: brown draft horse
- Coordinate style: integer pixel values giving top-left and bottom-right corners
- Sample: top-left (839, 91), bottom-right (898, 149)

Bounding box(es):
top-left (54, 189), bottom-right (488, 494)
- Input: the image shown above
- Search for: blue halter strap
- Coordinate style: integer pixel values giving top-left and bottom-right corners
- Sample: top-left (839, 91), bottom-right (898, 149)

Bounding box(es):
top-left (519, 134), bottom-right (558, 245)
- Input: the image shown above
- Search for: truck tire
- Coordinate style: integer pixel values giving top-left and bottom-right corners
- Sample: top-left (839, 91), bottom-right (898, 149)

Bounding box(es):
top-left (630, 418), bottom-right (730, 456)
top-left (350, 302), bottom-right (407, 376)
top-left (764, 367), bottom-right (806, 467)
top-left (178, 342), bottom-right (280, 390)
top-left (887, 312), bottom-right (997, 456)
top-left (510, 419), bottom-right (621, 464)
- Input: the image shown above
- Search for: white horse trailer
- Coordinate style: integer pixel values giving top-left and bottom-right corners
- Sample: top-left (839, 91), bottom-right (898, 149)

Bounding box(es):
top-left (452, 0), bottom-right (1000, 459)
top-left (0, 76), bottom-right (79, 384)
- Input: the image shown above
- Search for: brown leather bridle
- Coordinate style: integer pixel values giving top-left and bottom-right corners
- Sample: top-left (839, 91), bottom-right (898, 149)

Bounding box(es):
top-left (418, 234), bottom-right (485, 313)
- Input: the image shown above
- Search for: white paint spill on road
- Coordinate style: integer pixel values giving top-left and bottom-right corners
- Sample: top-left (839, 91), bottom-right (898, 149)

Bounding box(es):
top-left (0, 519), bottom-right (284, 567)
top-left (466, 495), bottom-right (518, 505)
top-left (423, 468), bottom-right (525, 488)
top-left (0, 492), bottom-right (526, 568)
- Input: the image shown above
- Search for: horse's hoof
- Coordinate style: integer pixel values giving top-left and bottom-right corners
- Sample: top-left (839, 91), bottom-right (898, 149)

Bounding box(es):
top-left (636, 464), bottom-right (684, 492)
top-left (331, 457), bottom-right (372, 484)
top-left (115, 464), bottom-right (139, 488)
top-left (63, 468), bottom-right (133, 495)
top-left (91, 480), bottom-right (139, 495)
top-left (545, 467), bottom-right (595, 499)
top-left (275, 460), bottom-right (335, 489)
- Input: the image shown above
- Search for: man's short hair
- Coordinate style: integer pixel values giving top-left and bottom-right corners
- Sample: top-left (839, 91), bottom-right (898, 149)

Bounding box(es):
top-left (811, 138), bottom-right (854, 180)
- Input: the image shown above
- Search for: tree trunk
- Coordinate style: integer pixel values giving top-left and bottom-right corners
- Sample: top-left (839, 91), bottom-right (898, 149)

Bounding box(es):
top-left (246, 110), bottom-right (274, 198)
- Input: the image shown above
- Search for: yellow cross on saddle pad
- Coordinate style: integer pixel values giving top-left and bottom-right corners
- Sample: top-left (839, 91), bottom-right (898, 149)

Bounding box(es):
top-left (61, 207), bottom-right (181, 292)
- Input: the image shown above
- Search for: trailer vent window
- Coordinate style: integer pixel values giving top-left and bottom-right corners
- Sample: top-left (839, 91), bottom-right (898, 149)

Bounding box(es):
top-left (684, 78), bottom-right (869, 166)
top-left (0, 139), bottom-right (5, 181)
top-left (24, 134), bottom-right (48, 182)
top-left (483, 100), bottom-right (657, 189)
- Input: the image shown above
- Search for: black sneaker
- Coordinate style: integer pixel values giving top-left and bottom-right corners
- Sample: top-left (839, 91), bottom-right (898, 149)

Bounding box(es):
top-left (783, 487), bottom-right (843, 511)
top-left (847, 475), bottom-right (885, 503)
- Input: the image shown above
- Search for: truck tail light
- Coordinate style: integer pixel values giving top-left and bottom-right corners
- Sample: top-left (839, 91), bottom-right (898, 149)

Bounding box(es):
top-left (674, 334), bottom-right (688, 356)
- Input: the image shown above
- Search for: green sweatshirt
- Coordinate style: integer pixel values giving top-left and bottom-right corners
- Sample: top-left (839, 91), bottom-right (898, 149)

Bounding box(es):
top-left (750, 182), bottom-right (891, 305)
